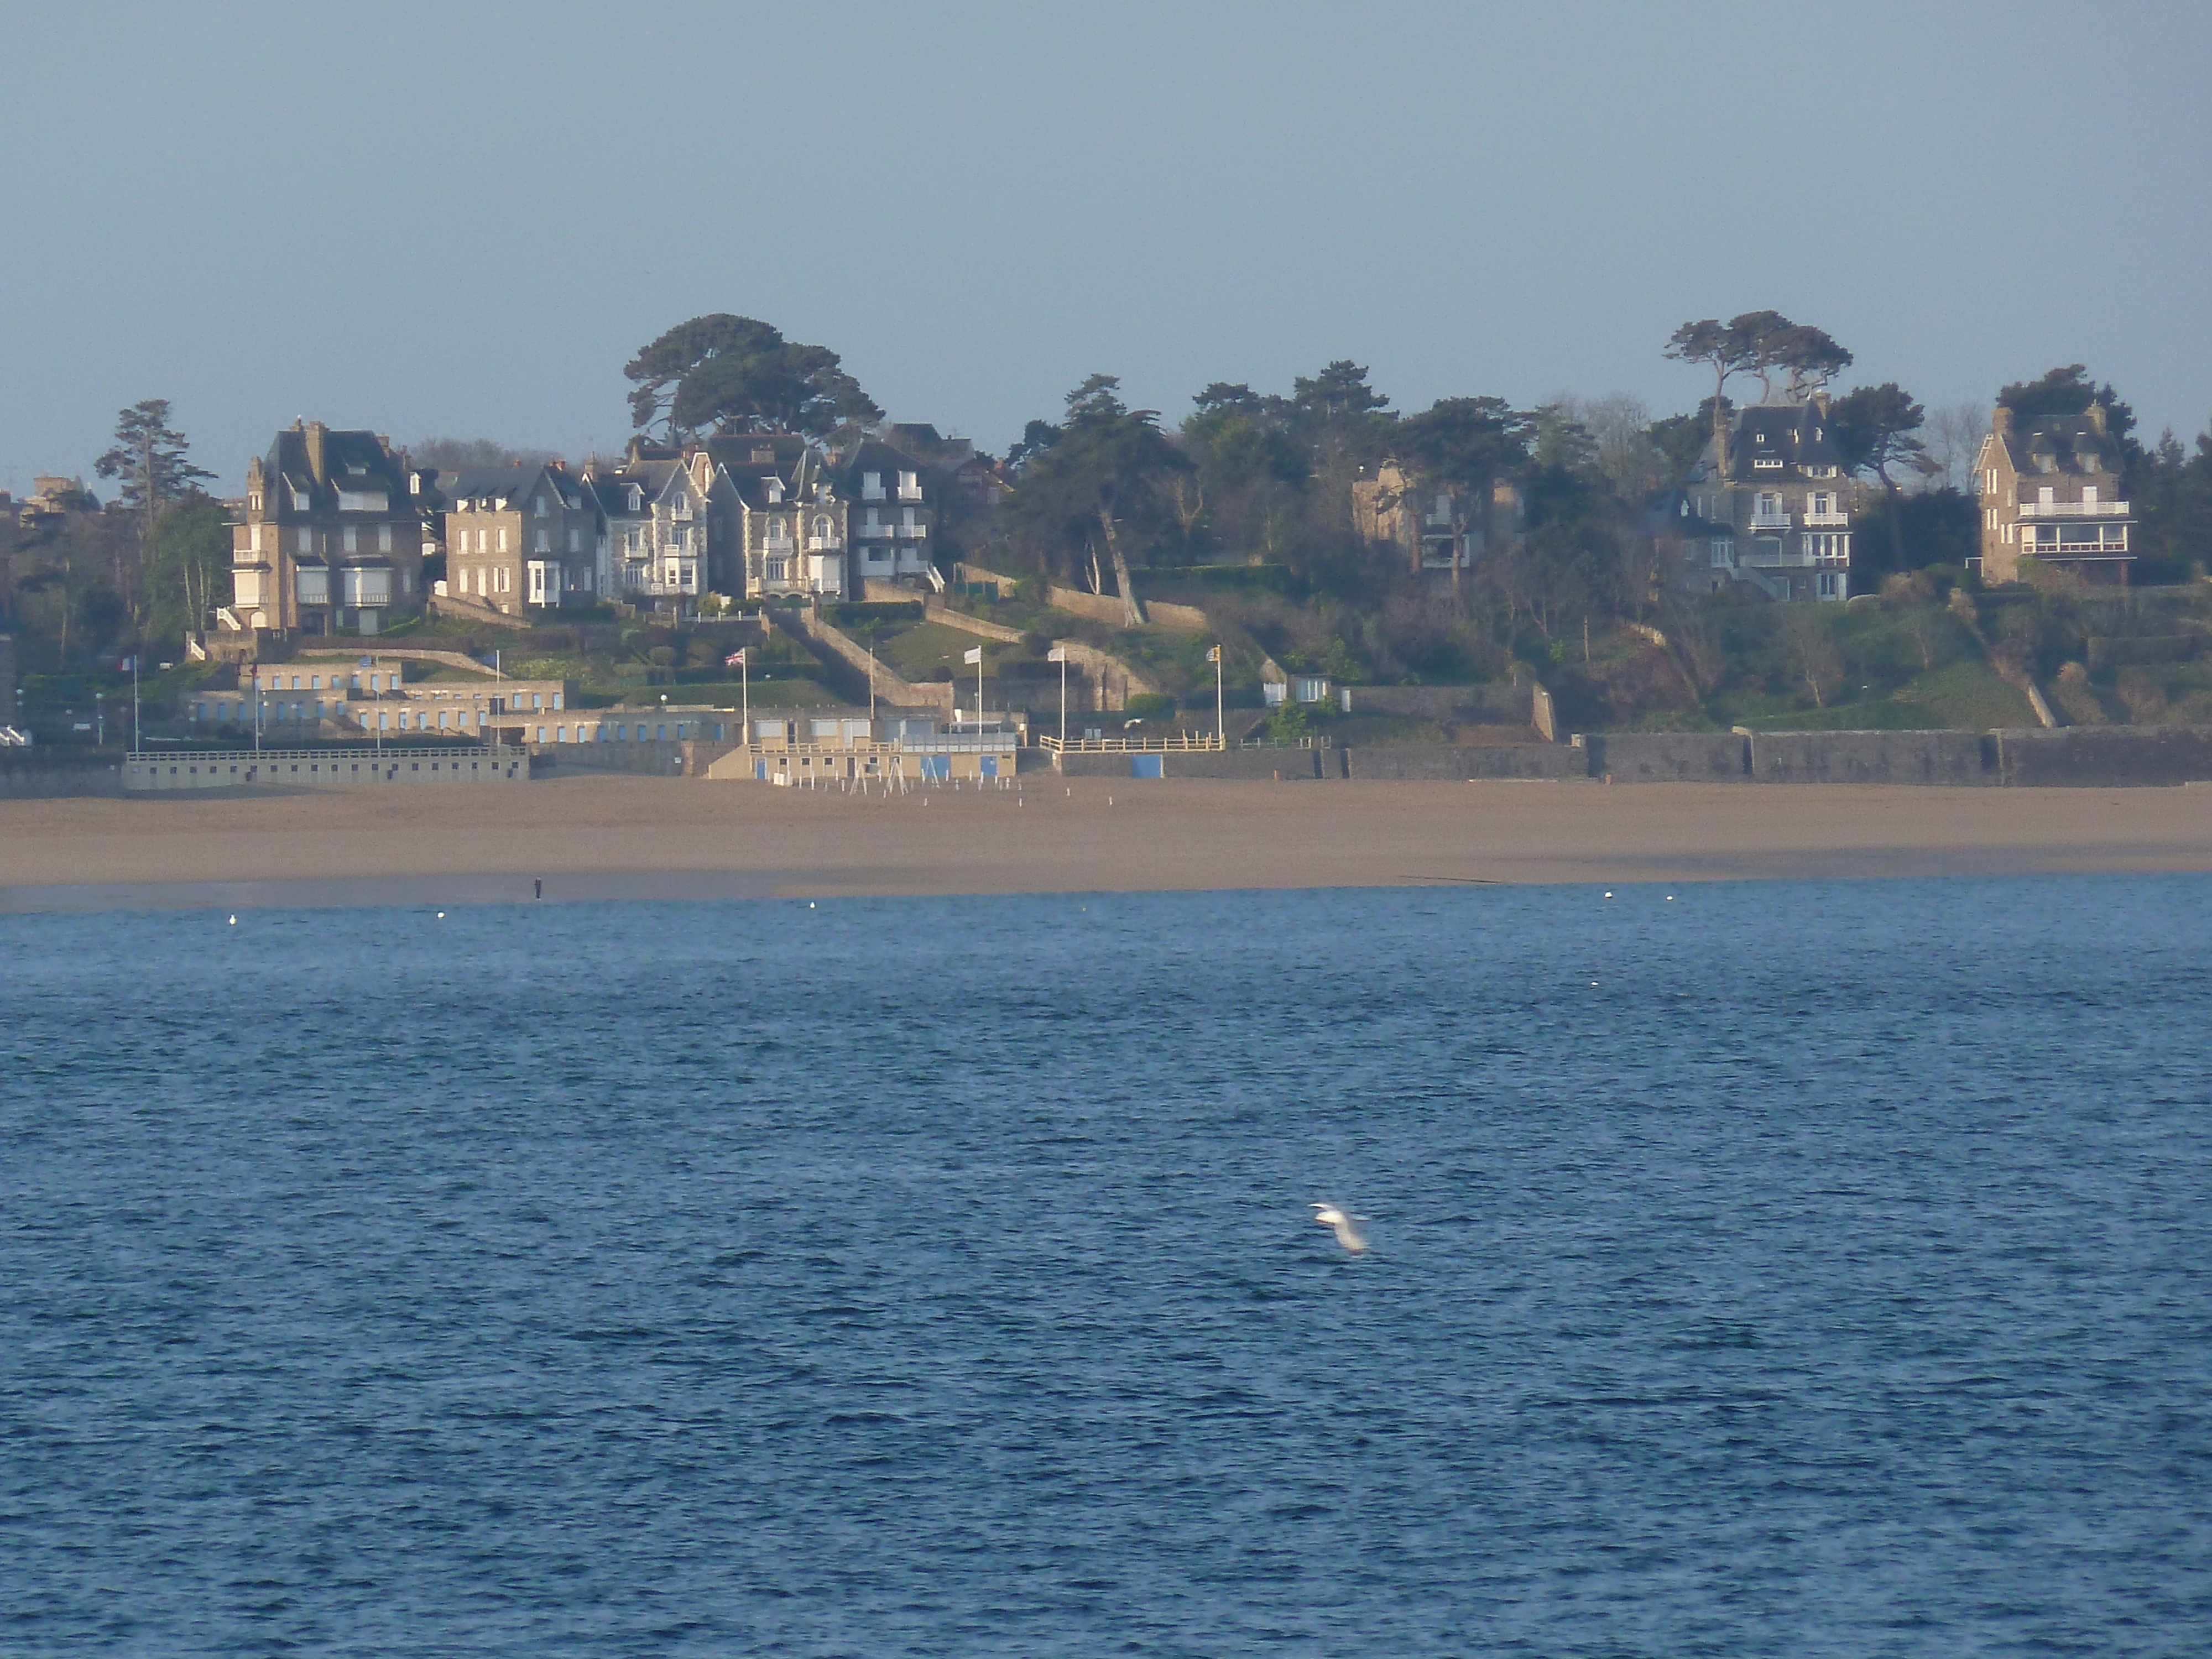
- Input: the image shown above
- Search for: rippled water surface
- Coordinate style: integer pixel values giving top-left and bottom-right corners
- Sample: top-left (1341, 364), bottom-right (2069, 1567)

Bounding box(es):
top-left (4, 878), bottom-right (2210, 1655)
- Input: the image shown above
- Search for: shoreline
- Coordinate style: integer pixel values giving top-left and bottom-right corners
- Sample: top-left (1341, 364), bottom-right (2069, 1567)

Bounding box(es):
top-left (5, 776), bottom-right (2212, 912)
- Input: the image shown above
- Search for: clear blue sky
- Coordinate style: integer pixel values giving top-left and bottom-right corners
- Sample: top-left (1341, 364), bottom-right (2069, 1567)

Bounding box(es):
top-left (4, 0), bottom-right (2207, 495)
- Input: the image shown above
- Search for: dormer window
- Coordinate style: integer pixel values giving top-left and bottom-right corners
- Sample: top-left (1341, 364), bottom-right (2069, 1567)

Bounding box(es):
top-left (765, 479), bottom-right (784, 504)
top-left (627, 486), bottom-right (643, 513)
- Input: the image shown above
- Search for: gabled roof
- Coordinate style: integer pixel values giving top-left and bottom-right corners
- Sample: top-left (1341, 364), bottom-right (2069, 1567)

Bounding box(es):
top-left (1705, 401), bottom-right (1846, 478)
top-left (582, 458), bottom-right (683, 515)
top-left (260, 424), bottom-right (408, 513)
top-left (1991, 411), bottom-right (2120, 478)
top-left (836, 437), bottom-right (930, 494)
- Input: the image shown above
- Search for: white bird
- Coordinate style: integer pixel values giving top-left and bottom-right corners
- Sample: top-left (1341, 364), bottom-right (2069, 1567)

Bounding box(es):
top-left (1311, 1202), bottom-right (1369, 1254)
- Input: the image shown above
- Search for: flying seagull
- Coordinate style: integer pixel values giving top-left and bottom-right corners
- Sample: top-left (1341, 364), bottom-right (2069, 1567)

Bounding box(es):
top-left (1311, 1203), bottom-right (1368, 1254)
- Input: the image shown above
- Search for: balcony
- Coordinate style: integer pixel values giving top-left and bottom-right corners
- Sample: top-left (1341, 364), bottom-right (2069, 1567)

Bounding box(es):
top-left (1749, 509), bottom-right (1793, 530)
top-left (2019, 499), bottom-right (2131, 518)
top-left (862, 486), bottom-right (888, 503)
top-left (807, 535), bottom-right (843, 551)
top-left (857, 522), bottom-right (892, 539)
top-left (1803, 509), bottom-right (1849, 526)
top-left (900, 523), bottom-right (927, 539)
top-left (1743, 545), bottom-right (1812, 568)
top-left (896, 484), bottom-right (924, 502)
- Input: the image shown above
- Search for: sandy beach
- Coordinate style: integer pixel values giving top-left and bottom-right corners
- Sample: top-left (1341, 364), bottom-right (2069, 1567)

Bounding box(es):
top-left (5, 775), bottom-right (2212, 910)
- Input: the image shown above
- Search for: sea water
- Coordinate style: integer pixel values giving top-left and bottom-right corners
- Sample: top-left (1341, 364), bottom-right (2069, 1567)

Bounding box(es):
top-left (2, 878), bottom-right (2208, 1656)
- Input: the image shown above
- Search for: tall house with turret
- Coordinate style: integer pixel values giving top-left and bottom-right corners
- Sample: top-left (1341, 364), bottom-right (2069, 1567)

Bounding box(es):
top-left (229, 422), bottom-right (427, 636)
top-left (1975, 404), bottom-right (2133, 585)
top-left (1683, 399), bottom-right (1853, 602)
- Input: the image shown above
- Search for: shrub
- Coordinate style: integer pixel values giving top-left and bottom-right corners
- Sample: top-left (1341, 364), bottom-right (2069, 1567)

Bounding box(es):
top-left (1124, 692), bottom-right (1176, 719)
top-left (647, 646), bottom-right (677, 667)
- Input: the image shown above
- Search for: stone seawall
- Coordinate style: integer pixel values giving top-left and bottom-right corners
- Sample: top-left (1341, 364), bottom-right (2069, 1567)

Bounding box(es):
top-left (1994, 727), bottom-right (2212, 787)
top-left (1345, 743), bottom-right (1583, 781)
top-left (1750, 731), bottom-right (1996, 786)
top-left (0, 752), bottom-right (126, 798)
top-left (1585, 733), bottom-right (1750, 782)
top-left (1337, 684), bottom-right (1536, 723)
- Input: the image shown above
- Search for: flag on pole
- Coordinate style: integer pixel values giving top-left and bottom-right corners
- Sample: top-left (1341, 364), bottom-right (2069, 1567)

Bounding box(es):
top-left (963, 647), bottom-right (983, 665)
top-left (725, 649), bottom-right (748, 667)
top-left (1047, 646), bottom-right (1066, 662)
top-left (1206, 645), bottom-right (1220, 664)
top-left (119, 656), bottom-right (137, 672)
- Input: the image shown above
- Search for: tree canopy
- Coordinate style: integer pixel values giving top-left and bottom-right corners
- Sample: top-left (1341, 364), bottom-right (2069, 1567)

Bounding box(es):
top-left (93, 399), bottom-right (212, 531)
top-left (623, 314), bottom-right (881, 442)
top-left (1004, 375), bottom-right (1192, 624)
top-left (1997, 364), bottom-right (2137, 446)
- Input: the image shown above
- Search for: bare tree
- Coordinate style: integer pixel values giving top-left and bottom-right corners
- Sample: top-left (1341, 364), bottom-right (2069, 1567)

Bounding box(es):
top-left (1548, 393), bottom-right (1659, 499)
top-left (1782, 605), bottom-right (1844, 707)
top-left (1919, 403), bottom-right (1990, 495)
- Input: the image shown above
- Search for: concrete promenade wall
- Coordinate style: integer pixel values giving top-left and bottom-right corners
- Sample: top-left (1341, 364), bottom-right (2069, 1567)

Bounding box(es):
top-left (1995, 727), bottom-right (2212, 786)
top-left (124, 748), bottom-right (528, 790)
top-left (0, 750), bottom-right (125, 798)
top-left (1750, 731), bottom-right (1996, 786)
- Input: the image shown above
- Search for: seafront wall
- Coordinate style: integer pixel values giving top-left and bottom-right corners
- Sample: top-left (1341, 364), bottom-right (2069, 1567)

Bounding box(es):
top-left (1050, 727), bottom-right (2212, 787)
top-left (1994, 727), bottom-right (2212, 787)
top-left (1345, 743), bottom-right (1584, 781)
top-left (0, 750), bottom-right (125, 798)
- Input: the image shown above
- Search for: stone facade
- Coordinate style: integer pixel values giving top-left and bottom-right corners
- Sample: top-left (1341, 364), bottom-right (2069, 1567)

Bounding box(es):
top-left (229, 422), bottom-right (429, 636)
top-left (1975, 404), bottom-right (2134, 585)
top-left (1352, 460), bottom-right (1522, 582)
top-left (442, 463), bottom-right (603, 615)
top-left (1682, 400), bottom-right (1853, 602)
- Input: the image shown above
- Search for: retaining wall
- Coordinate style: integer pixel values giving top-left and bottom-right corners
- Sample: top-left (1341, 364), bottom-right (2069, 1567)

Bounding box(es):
top-left (1584, 732), bottom-right (1750, 782)
top-left (1337, 684), bottom-right (1536, 722)
top-left (0, 751), bottom-right (125, 798)
top-left (1344, 743), bottom-right (1584, 781)
top-left (1995, 727), bottom-right (2212, 787)
top-left (1750, 730), bottom-right (1996, 786)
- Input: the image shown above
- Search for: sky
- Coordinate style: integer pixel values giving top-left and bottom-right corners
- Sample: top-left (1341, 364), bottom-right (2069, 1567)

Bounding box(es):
top-left (4, 0), bottom-right (2209, 496)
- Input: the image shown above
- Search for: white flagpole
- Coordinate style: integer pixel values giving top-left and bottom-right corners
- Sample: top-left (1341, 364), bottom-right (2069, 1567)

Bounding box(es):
top-left (1212, 644), bottom-right (1223, 749)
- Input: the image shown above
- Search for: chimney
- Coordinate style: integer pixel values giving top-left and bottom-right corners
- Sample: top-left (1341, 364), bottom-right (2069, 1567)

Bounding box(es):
top-left (1991, 406), bottom-right (2013, 435)
top-left (2086, 403), bottom-right (2107, 435)
top-left (1811, 390), bottom-right (1831, 419)
top-left (305, 421), bottom-right (328, 484)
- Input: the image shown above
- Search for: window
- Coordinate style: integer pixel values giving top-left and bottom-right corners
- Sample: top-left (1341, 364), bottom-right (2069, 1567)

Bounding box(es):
top-left (343, 526), bottom-right (358, 553)
top-left (534, 495), bottom-right (547, 515)
top-left (378, 524), bottom-right (393, 553)
top-left (498, 528), bottom-right (509, 552)
top-left (535, 529), bottom-right (550, 553)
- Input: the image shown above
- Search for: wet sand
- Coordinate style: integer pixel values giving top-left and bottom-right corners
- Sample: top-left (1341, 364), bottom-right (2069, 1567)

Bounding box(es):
top-left (6, 775), bottom-right (2212, 911)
